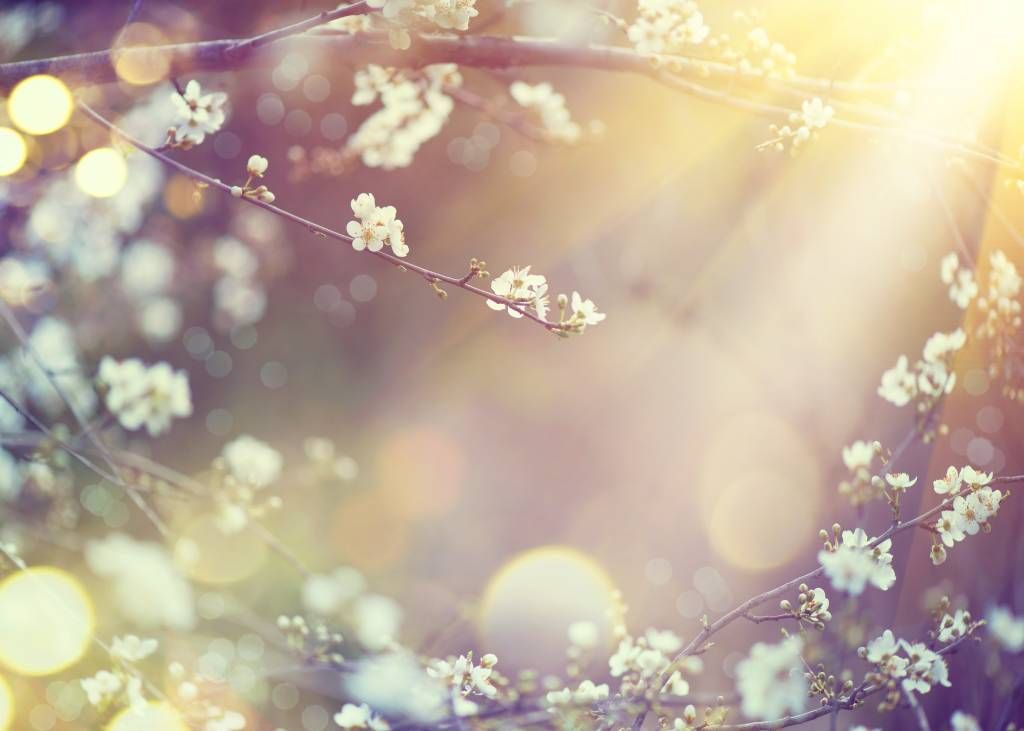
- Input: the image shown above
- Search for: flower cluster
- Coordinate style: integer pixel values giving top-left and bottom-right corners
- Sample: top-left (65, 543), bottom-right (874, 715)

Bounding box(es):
top-left (759, 97), bottom-right (833, 154)
top-left (877, 328), bottom-right (966, 409)
top-left (79, 635), bottom-right (158, 712)
top-left (626, 0), bottom-right (710, 55)
top-left (709, 13), bottom-right (798, 78)
top-left (930, 465), bottom-right (1004, 565)
top-left (545, 679), bottom-right (610, 706)
top-left (229, 154), bottom-right (276, 203)
top-left (335, 702), bottom-right (391, 730)
top-left (837, 439), bottom-right (884, 506)
top-left (167, 80), bottom-right (227, 148)
top-left (347, 64), bottom-right (461, 169)
top-left (778, 584), bottom-right (832, 629)
top-left (940, 252), bottom-right (978, 309)
top-left (486, 268), bottom-right (605, 333)
top-left (861, 629), bottom-right (952, 710)
top-left (427, 652), bottom-right (502, 699)
top-left (606, 626), bottom-right (698, 696)
top-left (367, 0), bottom-right (479, 37)
top-left (818, 526), bottom-right (895, 595)
top-left (735, 635), bottom-right (806, 720)
top-left (210, 435), bottom-right (284, 533)
top-left (346, 193), bottom-right (409, 257)
top-left (508, 82), bottom-right (582, 144)
top-left (97, 356), bottom-right (192, 436)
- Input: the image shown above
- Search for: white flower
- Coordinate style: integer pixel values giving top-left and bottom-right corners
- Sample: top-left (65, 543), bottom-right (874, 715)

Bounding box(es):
top-left (97, 357), bottom-right (192, 436)
top-left (351, 594), bottom-right (402, 651)
top-left (937, 609), bottom-right (970, 643)
top-left (509, 82), bottom-right (581, 143)
top-left (735, 636), bottom-right (806, 720)
top-left (799, 97), bottom-right (834, 129)
top-left (346, 194), bottom-right (409, 257)
top-left (644, 628), bottom-right (683, 654)
top-left (987, 605), bottom-right (1024, 652)
top-left (487, 266), bottom-right (548, 318)
top-left (884, 472), bottom-right (917, 491)
top-left (899, 639), bottom-right (951, 693)
top-left (111, 635), bottom-right (159, 663)
top-left (221, 435), bottom-right (282, 488)
top-left (933, 465), bottom-right (962, 495)
top-left (841, 440), bottom-right (875, 471)
top-left (334, 703), bottom-right (390, 730)
top-left (878, 355), bottom-right (916, 406)
top-left (302, 567), bottom-right (366, 616)
top-left (864, 629), bottom-right (909, 679)
top-left (936, 510), bottom-right (966, 547)
top-left (819, 528), bottom-right (894, 595)
top-left (567, 291), bottom-right (606, 330)
top-left (81, 670), bottom-right (121, 706)
top-left (246, 154), bottom-right (268, 177)
top-left (170, 80), bottom-right (228, 146)
top-left (960, 465), bottom-right (993, 487)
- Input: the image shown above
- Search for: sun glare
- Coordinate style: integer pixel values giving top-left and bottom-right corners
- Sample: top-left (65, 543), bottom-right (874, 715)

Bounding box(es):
top-left (6, 74), bottom-right (73, 136)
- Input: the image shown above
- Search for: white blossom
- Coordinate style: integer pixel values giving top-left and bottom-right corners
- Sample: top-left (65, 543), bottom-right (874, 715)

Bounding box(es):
top-left (346, 193), bottom-right (409, 257)
top-left (509, 82), bottom-right (581, 143)
top-left (487, 266), bottom-right (548, 318)
top-left (334, 703), bottom-right (390, 730)
top-left (111, 635), bottom-right (159, 663)
top-left (97, 357), bottom-right (192, 436)
top-left (169, 80), bottom-right (227, 147)
top-left (735, 636), bottom-right (806, 720)
top-left (987, 605), bottom-right (1024, 652)
top-left (221, 435), bottom-right (282, 488)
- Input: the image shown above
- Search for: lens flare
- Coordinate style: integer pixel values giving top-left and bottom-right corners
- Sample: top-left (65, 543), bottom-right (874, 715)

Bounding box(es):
top-left (0, 128), bottom-right (27, 177)
top-left (75, 147), bottom-right (128, 198)
top-left (0, 567), bottom-right (95, 676)
top-left (7, 75), bottom-right (73, 135)
top-left (107, 702), bottom-right (190, 731)
top-left (479, 546), bottom-right (618, 672)
top-left (0, 674), bottom-right (12, 731)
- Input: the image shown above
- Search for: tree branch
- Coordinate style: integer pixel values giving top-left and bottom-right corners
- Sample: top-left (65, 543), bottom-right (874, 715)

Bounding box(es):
top-left (75, 100), bottom-right (571, 334)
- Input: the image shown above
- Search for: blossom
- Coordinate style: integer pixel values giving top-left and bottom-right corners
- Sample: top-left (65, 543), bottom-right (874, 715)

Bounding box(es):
top-left (841, 440), bottom-right (876, 471)
top-left (884, 472), bottom-right (916, 491)
top-left (960, 465), bottom-right (993, 487)
top-left (509, 82), bottom-right (581, 143)
top-left (933, 465), bottom-right (962, 495)
top-left (428, 652), bottom-right (498, 697)
top-left (937, 609), bottom-right (970, 643)
top-left (940, 253), bottom-right (978, 309)
top-left (366, 0), bottom-right (478, 31)
top-left (97, 357), bottom-right (192, 436)
top-left (567, 291), bottom-right (606, 330)
top-left (735, 636), bottom-right (806, 720)
top-left (819, 528), bottom-right (894, 595)
top-left (81, 670), bottom-right (122, 706)
top-left (987, 605), bottom-right (1024, 652)
top-left (864, 630), bottom-right (909, 679)
top-left (899, 639), bottom-right (951, 693)
top-left (221, 435), bottom-right (282, 488)
top-left (246, 154), bottom-right (268, 177)
top-left (546, 679), bottom-right (609, 706)
top-left (877, 355), bottom-right (916, 406)
top-left (334, 703), bottom-right (390, 730)
top-left (169, 80), bottom-right (227, 147)
top-left (799, 97), bottom-right (834, 129)
top-left (627, 0), bottom-right (710, 55)
top-left (487, 266), bottom-right (548, 319)
top-left (346, 194), bottom-right (408, 257)
top-left (111, 635), bottom-right (159, 663)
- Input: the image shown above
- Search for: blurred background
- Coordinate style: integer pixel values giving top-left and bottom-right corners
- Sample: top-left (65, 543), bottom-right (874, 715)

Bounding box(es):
top-left (2, 0), bottom-right (1024, 728)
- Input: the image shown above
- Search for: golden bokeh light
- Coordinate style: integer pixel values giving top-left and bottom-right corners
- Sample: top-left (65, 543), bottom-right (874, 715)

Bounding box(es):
top-left (75, 147), bottom-right (128, 198)
top-left (163, 174), bottom-right (205, 218)
top-left (107, 702), bottom-right (190, 731)
top-left (0, 674), bottom-right (12, 731)
top-left (0, 567), bottom-right (95, 676)
top-left (7, 75), bottom-right (73, 136)
top-left (174, 514), bottom-right (268, 584)
top-left (113, 24), bottom-right (171, 85)
top-left (0, 128), bottom-right (28, 177)
top-left (479, 546), bottom-right (618, 672)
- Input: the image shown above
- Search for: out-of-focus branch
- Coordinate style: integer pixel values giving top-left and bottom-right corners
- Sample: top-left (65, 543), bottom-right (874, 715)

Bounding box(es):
top-left (0, 33), bottom-right (1016, 168)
